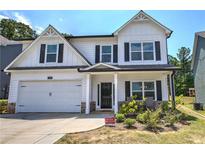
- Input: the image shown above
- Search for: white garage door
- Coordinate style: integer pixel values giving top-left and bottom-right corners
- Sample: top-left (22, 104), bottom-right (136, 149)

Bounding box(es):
top-left (17, 80), bottom-right (82, 112)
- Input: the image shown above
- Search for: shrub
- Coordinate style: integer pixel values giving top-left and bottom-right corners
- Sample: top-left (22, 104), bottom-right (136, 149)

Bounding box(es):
top-left (124, 118), bottom-right (136, 128)
top-left (161, 101), bottom-right (169, 112)
top-left (164, 112), bottom-right (178, 126)
top-left (145, 109), bottom-right (160, 129)
top-left (115, 113), bottom-right (125, 123)
top-left (176, 95), bottom-right (184, 105)
top-left (136, 111), bottom-right (150, 124)
top-left (0, 100), bottom-right (8, 114)
top-left (119, 99), bottom-right (145, 116)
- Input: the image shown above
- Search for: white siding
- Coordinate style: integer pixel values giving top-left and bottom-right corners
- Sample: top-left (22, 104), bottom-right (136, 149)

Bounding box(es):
top-left (91, 72), bottom-right (169, 109)
top-left (8, 70), bottom-right (86, 104)
top-left (118, 21), bottom-right (168, 65)
top-left (12, 36), bottom-right (87, 68)
top-left (70, 37), bottom-right (117, 64)
top-left (118, 72), bottom-right (169, 101)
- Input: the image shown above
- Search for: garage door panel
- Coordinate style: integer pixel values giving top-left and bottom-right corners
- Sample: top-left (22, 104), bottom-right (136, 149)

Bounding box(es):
top-left (17, 80), bottom-right (82, 112)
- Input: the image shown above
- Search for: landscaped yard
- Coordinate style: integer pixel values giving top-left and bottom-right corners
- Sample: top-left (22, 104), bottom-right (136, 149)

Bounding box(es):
top-left (179, 96), bottom-right (205, 116)
top-left (56, 117), bottom-right (205, 144)
top-left (56, 97), bottom-right (205, 144)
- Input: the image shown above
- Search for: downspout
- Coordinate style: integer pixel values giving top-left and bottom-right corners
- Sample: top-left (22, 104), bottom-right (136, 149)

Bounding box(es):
top-left (171, 70), bottom-right (176, 110)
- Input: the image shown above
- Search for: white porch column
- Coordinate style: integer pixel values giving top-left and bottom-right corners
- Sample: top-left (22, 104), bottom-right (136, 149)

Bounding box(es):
top-left (114, 73), bottom-right (118, 114)
top-left (85, 73), bottom-right (91, 114)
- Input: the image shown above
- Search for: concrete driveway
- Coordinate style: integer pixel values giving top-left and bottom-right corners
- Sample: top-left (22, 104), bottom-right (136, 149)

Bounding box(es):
top-left (0, 113), bottom-right (112, 144)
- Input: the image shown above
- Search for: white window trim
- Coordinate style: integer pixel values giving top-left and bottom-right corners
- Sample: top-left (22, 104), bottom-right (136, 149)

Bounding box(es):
top-left (130, 41), bottom-right (156, 62)
top-left (131, 80), bottom-right (157, 101)
top-left (45, 44), bottom-right (59, 63)
top-left (100, 45), bottom-right (113, 63)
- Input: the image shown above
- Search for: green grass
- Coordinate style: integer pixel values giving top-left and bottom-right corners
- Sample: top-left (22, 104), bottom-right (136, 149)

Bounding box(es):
top-left (56, 117), bottom-right (205, 144)
top-left (179, 97), bottom-right (205, 116)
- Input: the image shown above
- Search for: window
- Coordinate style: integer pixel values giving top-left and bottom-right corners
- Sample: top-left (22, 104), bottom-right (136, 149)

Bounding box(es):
top-left (131, 43), bottom-right (142, 60)
top-left (46, 45), bottom-right (57, 62)
top-left (143, 42), bottom-right (154, 60)
top-left (131, 81), bottom-right (155, 100)
top-left (130, 42), bottom-right (154, 61)
top-left (101, 45), bottom-right (112, 63)
top-left (144, 82), bottom-right (155, 99)
top-left (132, 82), bottom-right (143, 100)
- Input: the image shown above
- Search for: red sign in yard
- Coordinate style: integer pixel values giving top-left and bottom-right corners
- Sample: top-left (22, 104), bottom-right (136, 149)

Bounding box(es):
top-left (105, 117), bottom-right (116, 126)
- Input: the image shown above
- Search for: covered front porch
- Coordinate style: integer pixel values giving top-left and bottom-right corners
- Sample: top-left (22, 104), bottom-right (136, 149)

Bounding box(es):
top-left (81, 66), bottom-right (176, 114)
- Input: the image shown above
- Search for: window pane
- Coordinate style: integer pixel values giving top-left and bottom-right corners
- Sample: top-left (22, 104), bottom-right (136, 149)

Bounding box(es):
top-left (102, 46), bottom-right (111, 54)
top-left (46, 54), bottom-right (56, 62)
top-left (143, 43), bottom-right (153, 52)
top-left (144, 52), bottom-right (154, 60)
top-left (132, 92), bottom-right (143, 100)
top-left (144, 82), bottom-right (154, 90)
top-left (131, 43), bottom-right (141, 51)
top-left (132, 82), bottom-right (142, 91)
top-left (144, 92), bottom-right (155, 100)
top-left (102, 55), bottom-right (111, 62)
top-left (131, 52), bottom-right (142, 60)
top-left (47, 45), bottom-right (57, 53)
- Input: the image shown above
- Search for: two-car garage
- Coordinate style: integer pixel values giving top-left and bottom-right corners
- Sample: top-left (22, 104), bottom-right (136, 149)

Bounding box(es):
top-left (16, 80), bottom-right (82, 112)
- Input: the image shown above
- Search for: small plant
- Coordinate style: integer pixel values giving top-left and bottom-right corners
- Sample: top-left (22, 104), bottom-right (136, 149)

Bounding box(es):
top-left (115, 113), bottom-right (125, 123)
top-left (136, 111), bottom-right (150, 124)
top-left (161, 101), bottom-right (169, 112)
top-left (164, 112), bottom-right (178, 126)
top-left (176, 95), bottom-right (184, 105)
top-left (124, 118), bottom-right (136, 128)
top-left (145, 109), bottom-right (160, 129)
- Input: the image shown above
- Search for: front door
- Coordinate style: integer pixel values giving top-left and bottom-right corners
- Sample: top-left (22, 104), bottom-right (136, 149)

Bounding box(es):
top-left (101, 82), bottom-right (112, 109)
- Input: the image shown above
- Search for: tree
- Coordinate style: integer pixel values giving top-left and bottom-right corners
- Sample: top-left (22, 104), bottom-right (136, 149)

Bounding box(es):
top-left (0, 19), bottom-right (37, 40)
top-left (169, 47), bottom-right (194, 96)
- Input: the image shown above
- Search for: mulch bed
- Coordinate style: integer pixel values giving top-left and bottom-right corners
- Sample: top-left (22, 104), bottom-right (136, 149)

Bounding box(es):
top-left (108, 121), bottom-right (189, 133)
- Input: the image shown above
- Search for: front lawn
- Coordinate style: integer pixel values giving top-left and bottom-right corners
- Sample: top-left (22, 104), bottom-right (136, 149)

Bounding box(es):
top-left (179, 96), bottom-right (205, 116)
top-left (56, 98), bottom-right (205, 144)
top-left (56, 118), bottom-right (205, 144)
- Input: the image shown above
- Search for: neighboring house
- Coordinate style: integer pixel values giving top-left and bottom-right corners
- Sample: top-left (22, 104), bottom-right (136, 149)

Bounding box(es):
top-left (0, 35), bottom-right (32, 99)
top-left (4, 10), bottom-right (179, 114)
top-left (192, 31), bottom-right (205, 106)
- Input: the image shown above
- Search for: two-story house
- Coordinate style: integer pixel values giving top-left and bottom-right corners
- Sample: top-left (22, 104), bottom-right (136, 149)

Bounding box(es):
top-left (4, 11), bottom-right (179, 114)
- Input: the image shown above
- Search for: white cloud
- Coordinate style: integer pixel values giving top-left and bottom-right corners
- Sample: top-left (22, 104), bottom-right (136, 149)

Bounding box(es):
top-left (59, 17), bottom-right (63, 22)
top-left (35, 26), bottom-right (44, 34)
top-left (0, 14), bottom-right (9, 20)
top-left (13, 12), bottom-right (32, 28)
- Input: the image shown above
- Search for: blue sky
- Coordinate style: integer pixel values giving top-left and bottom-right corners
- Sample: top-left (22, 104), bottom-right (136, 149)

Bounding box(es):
top-left (0, 10), bottom-right (205, 56)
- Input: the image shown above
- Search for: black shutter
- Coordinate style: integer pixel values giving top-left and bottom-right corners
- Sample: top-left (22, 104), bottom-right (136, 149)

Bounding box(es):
top-left (155, 41), bottom-right (161, 61)
top-left (124, 42), bottom-right (129, 62)
top-left (58, 44), bottom-right (64, 63)
top-left (156, 80), bottom-right (162, 101)
top-left (39, 44), bottom-right (46, 63)
top-left (125, 81), bottom-right (130, 101)
top-left (97, 84), bottom-right (100, 106)
top-left (113, 44), bottom-right (118, 63)
top-left (95, 45), bottom-right (100, 63)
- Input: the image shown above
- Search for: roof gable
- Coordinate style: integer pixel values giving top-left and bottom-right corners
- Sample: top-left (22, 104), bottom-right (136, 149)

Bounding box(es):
top-left (5, 25), bottom-right (91, 71)
top-left (113, 10), bottom-right (172, 38)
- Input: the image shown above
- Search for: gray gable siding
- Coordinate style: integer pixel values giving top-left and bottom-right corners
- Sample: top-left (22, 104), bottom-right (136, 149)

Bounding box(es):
top-left (0, 44), bottom-right (22, 98)
top-left (193, 36), bottom-right (205, 75)
top-left (194, 36), bottom-right (205, 104)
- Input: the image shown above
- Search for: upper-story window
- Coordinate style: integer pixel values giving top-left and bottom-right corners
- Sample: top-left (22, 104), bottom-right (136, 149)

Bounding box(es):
top-left (101, 45), bottom-right (112, 63)
top-left (46, 44), bottom-right (57, 63)
top-left (130, 42), bottom-right (154, 61)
